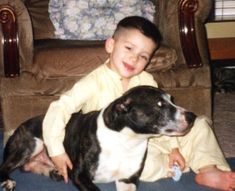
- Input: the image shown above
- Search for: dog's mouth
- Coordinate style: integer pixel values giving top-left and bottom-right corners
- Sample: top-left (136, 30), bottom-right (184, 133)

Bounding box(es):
top-left (159, 118), bottom-right (195, 136)
top-left (163, 127), bottom-right (191, 136)
top-left (184, 112), bottom-right (197, 126)
top-left (165, 111), bottom-right (196, 136)
top-left (176, 127), bottom-right (193, 136)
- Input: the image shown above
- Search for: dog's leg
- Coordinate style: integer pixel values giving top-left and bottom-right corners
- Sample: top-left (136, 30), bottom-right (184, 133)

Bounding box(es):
top-left (0, 178), bottom-right (16, 191)
top-left (22, 148), bottom-right (56, 177)
top-left (0, 162), bottom-right (16, 191)
top-left (22, 146), bottom-right (62, 181)
top-left (0, 146), bottom-right (32, 191)
top-left (0, 128), bottom-right (43, 191)
top-left (115, 180), bottom-right (136, 191)
top-left (71, 169), bottom-right (101, 191)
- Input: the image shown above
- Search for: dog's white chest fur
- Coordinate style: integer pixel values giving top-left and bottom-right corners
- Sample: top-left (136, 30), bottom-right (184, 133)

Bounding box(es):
top-left (93, 112), bottom-right (148, 183)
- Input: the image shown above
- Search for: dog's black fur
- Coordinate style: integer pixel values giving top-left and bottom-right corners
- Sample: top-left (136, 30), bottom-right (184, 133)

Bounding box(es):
top-left (0, 86), bottom-right (196, 191)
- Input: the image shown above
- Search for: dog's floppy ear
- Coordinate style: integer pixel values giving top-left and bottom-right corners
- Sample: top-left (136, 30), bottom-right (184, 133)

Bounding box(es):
top-left (115, 97), bottom-right (132, 114)
top-left (103, 97), bottom-right (133, 130)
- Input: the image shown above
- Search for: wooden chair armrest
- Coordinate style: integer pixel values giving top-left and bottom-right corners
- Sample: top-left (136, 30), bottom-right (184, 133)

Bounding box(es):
top-left (179, 0), bottom-right (201, 68)
top-left (0, 4), bottom-right (19, 77)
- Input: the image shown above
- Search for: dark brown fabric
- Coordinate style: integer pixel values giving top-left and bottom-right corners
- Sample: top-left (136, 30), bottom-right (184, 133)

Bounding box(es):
top-left (151, 64), bottom-right (211, 89)
top-left (32, 45), bottom-right (108, 78)
top-left (166, 87), bottom-right (212, 118)
top-left (157, 0), bottom-right (185, 65)
top-left (195, 0), bottom-right (213, 67)
top-left (23, 0), bottom-right (55, 39)
top-left (1, 95), bottom-right (57, 132)
top-left (1, 73), bottom-right (78, 97)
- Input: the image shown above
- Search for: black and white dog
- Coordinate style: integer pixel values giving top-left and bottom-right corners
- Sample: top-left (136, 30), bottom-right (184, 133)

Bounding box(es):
top-left (0, 86), bottom-right (196, 191)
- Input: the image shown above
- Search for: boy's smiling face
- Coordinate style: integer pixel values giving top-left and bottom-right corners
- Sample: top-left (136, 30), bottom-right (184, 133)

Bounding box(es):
top-left (105, 28), bottom-right (157, 80)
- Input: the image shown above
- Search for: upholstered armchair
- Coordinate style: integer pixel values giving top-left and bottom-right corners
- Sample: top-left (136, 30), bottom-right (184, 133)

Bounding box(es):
top-left (0, 0), bottom-right (212, 143)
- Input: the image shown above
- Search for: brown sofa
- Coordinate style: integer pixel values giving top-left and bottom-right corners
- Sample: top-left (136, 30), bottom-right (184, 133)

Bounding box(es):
top-left (0, 0), bottom-right (212, 143)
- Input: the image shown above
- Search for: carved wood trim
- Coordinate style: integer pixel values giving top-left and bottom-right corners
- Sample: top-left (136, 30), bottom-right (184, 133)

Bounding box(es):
top-left (0, 4), bottom-right (20, 77)
top-left (179, 0), bottom-right (202, 68)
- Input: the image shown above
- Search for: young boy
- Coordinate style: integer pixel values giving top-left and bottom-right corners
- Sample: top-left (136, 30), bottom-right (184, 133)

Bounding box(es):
top-left (43, 16), bottom-right (235, 191)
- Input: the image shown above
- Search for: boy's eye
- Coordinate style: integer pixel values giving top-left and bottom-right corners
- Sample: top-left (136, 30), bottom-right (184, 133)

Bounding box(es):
top-left (140, 55), bottom-right (149, 61)
top-left (125, 46), bottom-right (131, 50)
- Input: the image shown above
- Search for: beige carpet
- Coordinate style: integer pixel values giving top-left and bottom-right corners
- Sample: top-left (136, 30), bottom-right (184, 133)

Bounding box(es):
top-left (213, 92), bottom-right (235, 158)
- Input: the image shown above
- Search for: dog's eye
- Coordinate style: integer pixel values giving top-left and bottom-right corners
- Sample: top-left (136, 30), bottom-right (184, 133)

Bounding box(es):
top-left (157, 101), bottom-right (162, 107)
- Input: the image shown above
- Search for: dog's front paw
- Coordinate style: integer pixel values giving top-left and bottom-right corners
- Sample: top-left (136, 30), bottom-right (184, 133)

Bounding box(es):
top-left (1, 179), bottom-right (16, 191)
top-left (49, 170), bottom-right (64, 181)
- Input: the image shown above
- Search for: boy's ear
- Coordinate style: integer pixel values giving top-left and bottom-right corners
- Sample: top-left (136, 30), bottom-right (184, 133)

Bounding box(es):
top-left (105, 38), bottom-right (114, 53)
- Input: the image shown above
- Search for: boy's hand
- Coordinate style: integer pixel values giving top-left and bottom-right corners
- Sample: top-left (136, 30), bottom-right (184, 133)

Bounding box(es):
top-left (51, 153), bottom-right (73, 183)
top-left (169, 148), bottom-right (185, 171)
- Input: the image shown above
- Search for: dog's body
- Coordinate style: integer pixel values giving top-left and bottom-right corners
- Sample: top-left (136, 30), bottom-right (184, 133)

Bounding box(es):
top-left (0, 86), bottom-right (196, 191)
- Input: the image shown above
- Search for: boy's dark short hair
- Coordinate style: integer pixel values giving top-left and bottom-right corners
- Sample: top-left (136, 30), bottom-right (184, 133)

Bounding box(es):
top-left (114, 16), bottom-right (162, 50)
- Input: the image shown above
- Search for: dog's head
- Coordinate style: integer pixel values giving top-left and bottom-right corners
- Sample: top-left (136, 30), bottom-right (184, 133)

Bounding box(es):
top-left (103, 86), bottom-right (196, 136)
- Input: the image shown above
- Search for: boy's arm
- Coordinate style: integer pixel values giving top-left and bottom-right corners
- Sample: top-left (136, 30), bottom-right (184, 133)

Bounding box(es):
top-left (43, 99), bottom-right (69, 156)
top-left (43, 76), bottom-right (96, 157)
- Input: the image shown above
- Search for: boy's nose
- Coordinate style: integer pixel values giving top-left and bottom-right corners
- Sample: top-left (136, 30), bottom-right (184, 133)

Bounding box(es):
top-left (130, 54), bottom-right (138, 63)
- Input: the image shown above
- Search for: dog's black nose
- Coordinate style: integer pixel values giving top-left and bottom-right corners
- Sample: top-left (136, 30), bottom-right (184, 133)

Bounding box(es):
top-left (185, 111), bottom-right (197, 125)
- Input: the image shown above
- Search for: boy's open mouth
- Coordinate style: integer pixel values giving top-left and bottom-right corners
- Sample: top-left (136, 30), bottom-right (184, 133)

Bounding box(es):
top-left (124, 62), bottom-right (135, 71)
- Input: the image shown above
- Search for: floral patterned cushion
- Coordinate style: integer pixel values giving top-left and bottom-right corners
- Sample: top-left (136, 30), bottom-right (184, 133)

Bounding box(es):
top-left (49, 0), bottom-right (155, 40)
